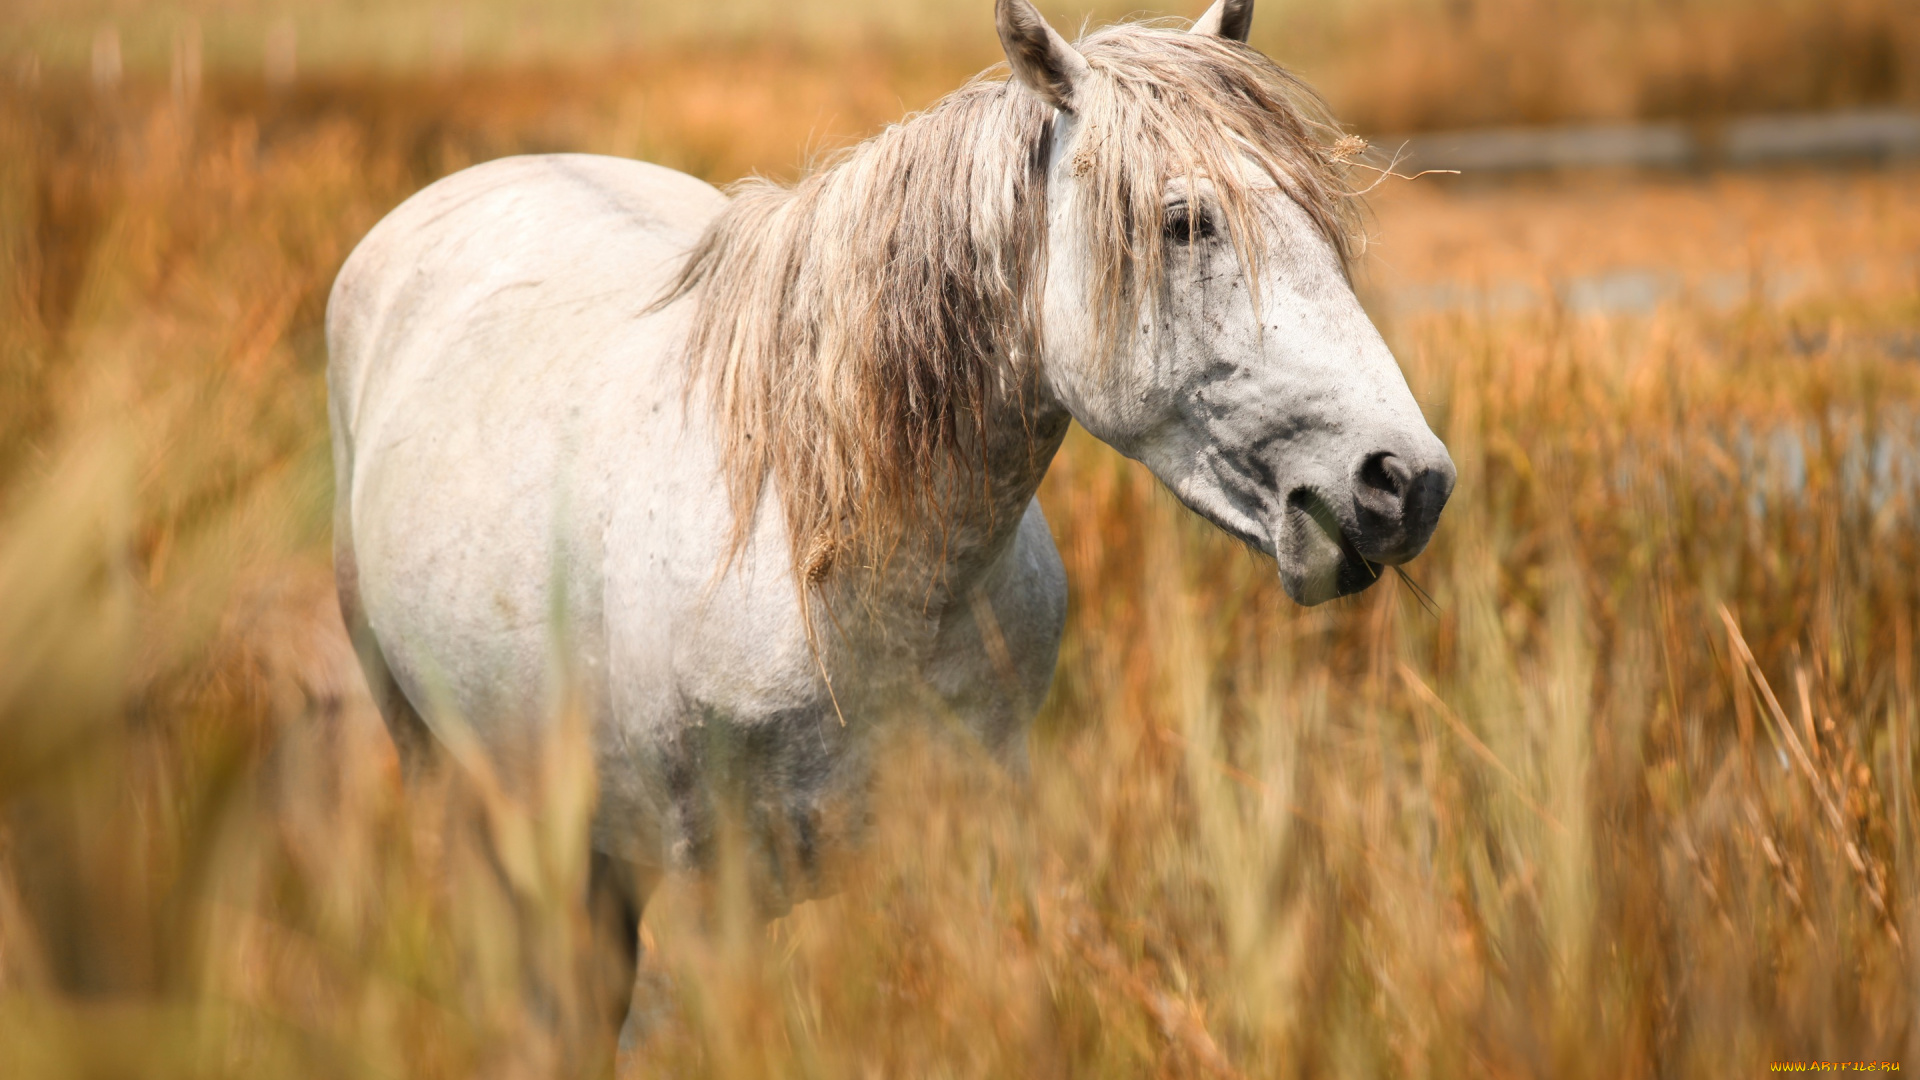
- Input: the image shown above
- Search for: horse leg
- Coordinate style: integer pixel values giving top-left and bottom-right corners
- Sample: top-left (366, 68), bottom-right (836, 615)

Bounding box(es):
top-left (589, 851), bottom-right (663, 1059)
top-left (334, 535), bottom-right (440, 782)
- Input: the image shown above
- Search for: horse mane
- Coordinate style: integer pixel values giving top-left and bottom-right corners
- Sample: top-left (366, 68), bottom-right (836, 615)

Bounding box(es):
top-left (664, 21), bottom-right (1362, 588)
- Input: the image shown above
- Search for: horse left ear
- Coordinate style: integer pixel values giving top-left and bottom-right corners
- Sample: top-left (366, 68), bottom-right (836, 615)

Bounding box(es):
top-left (996, 0), bottom-right (1091, 112)
top-left (1191, 0), bottom-right (1254, 42)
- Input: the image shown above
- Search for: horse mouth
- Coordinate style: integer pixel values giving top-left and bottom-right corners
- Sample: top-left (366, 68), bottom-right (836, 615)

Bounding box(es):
top-left (1275, 487), bottom-right (1381, 606)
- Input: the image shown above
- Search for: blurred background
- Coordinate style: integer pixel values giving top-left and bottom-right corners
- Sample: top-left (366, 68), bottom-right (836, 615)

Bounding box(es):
top-left (1, 2), bottom-right (1916, 1077)
top-left (8, 0), bottom-right (1920, 130)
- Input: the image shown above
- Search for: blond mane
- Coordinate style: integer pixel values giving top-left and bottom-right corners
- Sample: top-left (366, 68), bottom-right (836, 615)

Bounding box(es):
top-left (666, 22), bottom-right (1361, 587)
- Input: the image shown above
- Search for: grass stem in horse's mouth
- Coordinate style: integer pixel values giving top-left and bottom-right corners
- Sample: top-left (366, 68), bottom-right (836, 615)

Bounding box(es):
top-left (1393, 565), bottom-right (1440, 618)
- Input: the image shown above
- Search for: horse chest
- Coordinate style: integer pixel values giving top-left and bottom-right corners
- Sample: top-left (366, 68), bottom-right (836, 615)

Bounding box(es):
top-left (594, 493), bottom-right (1062, 903)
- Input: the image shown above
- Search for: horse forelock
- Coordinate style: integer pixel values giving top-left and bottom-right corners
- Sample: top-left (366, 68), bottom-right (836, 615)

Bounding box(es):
top-left (669, 21), bottom-right (1362, 588)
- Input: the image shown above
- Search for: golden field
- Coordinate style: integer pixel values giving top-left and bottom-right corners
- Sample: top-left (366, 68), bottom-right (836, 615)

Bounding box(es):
top-left (2, 2), bottom-right (1918, 1076)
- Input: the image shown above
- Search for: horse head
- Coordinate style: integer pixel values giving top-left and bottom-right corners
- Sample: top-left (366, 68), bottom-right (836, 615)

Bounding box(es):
top-left (1001, 0), bottom-right (1456, 605)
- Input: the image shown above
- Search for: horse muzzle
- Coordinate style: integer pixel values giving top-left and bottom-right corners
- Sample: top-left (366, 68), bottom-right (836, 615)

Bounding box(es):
top-left (1272, 445), bottom-right (1455, 606)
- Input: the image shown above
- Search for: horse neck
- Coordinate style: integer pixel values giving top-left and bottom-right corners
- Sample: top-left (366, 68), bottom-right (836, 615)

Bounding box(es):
top-left (961, 366), bottom-right (1072, 565)
top-left (871, 361), bottom-right (1071, 611)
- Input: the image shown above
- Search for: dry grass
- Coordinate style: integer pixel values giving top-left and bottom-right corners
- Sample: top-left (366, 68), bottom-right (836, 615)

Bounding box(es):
top-left (1, 23), bottom-right (1917, 1079)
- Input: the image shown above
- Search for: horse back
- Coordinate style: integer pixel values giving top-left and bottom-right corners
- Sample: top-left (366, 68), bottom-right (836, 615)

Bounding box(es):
top-left (328, 154), bottom-right (723, 449)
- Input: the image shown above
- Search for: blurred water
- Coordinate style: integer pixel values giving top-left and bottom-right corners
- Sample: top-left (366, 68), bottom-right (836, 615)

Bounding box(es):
top-left (1381, 109), bottom-right (1920, 173)
top-left (1380, 263), bottom-right (1917, 322)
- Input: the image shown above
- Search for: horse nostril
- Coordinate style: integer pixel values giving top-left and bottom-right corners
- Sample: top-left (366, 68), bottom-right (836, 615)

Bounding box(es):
top-left (1350, 450), bottom-right (1453, 565)
top-left (1358, 452), bottom-right (1411, 500)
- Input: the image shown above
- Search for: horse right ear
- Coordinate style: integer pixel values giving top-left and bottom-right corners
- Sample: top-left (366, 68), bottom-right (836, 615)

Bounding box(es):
top-left (1191, 0), bottom-right (1254, 42)
top-left (996, 0), bottom-right (1090, 113)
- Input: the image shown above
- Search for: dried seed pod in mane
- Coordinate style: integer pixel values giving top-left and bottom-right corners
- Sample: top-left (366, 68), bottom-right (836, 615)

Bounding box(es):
top-left (664, 21), bottom-right (1363, 590)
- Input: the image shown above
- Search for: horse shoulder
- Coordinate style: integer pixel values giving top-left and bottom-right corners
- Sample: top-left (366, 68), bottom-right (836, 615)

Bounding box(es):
top-left (600, 431), bottom-right (825, 737)
top-left (596, 447), bottom-right (856, 884)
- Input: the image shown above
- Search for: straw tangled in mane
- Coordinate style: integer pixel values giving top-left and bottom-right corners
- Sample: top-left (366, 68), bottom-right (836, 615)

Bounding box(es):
top-left (665, 21), bottom-right (1362, 588)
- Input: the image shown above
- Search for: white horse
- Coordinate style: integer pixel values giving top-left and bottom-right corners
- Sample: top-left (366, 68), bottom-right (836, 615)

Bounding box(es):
top-left (328, 0), bottom-right (1452, 1038)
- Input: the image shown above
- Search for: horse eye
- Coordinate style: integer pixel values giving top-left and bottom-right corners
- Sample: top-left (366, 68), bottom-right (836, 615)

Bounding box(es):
top-left (1164, 205), bottom-right (1215, 244)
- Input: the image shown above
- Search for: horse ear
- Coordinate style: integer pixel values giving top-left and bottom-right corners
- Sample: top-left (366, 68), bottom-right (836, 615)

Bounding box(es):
top-left (996, 0), bottom-right (1090, 112)
top-left (1191, 0), bottom-right (1254, 42)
